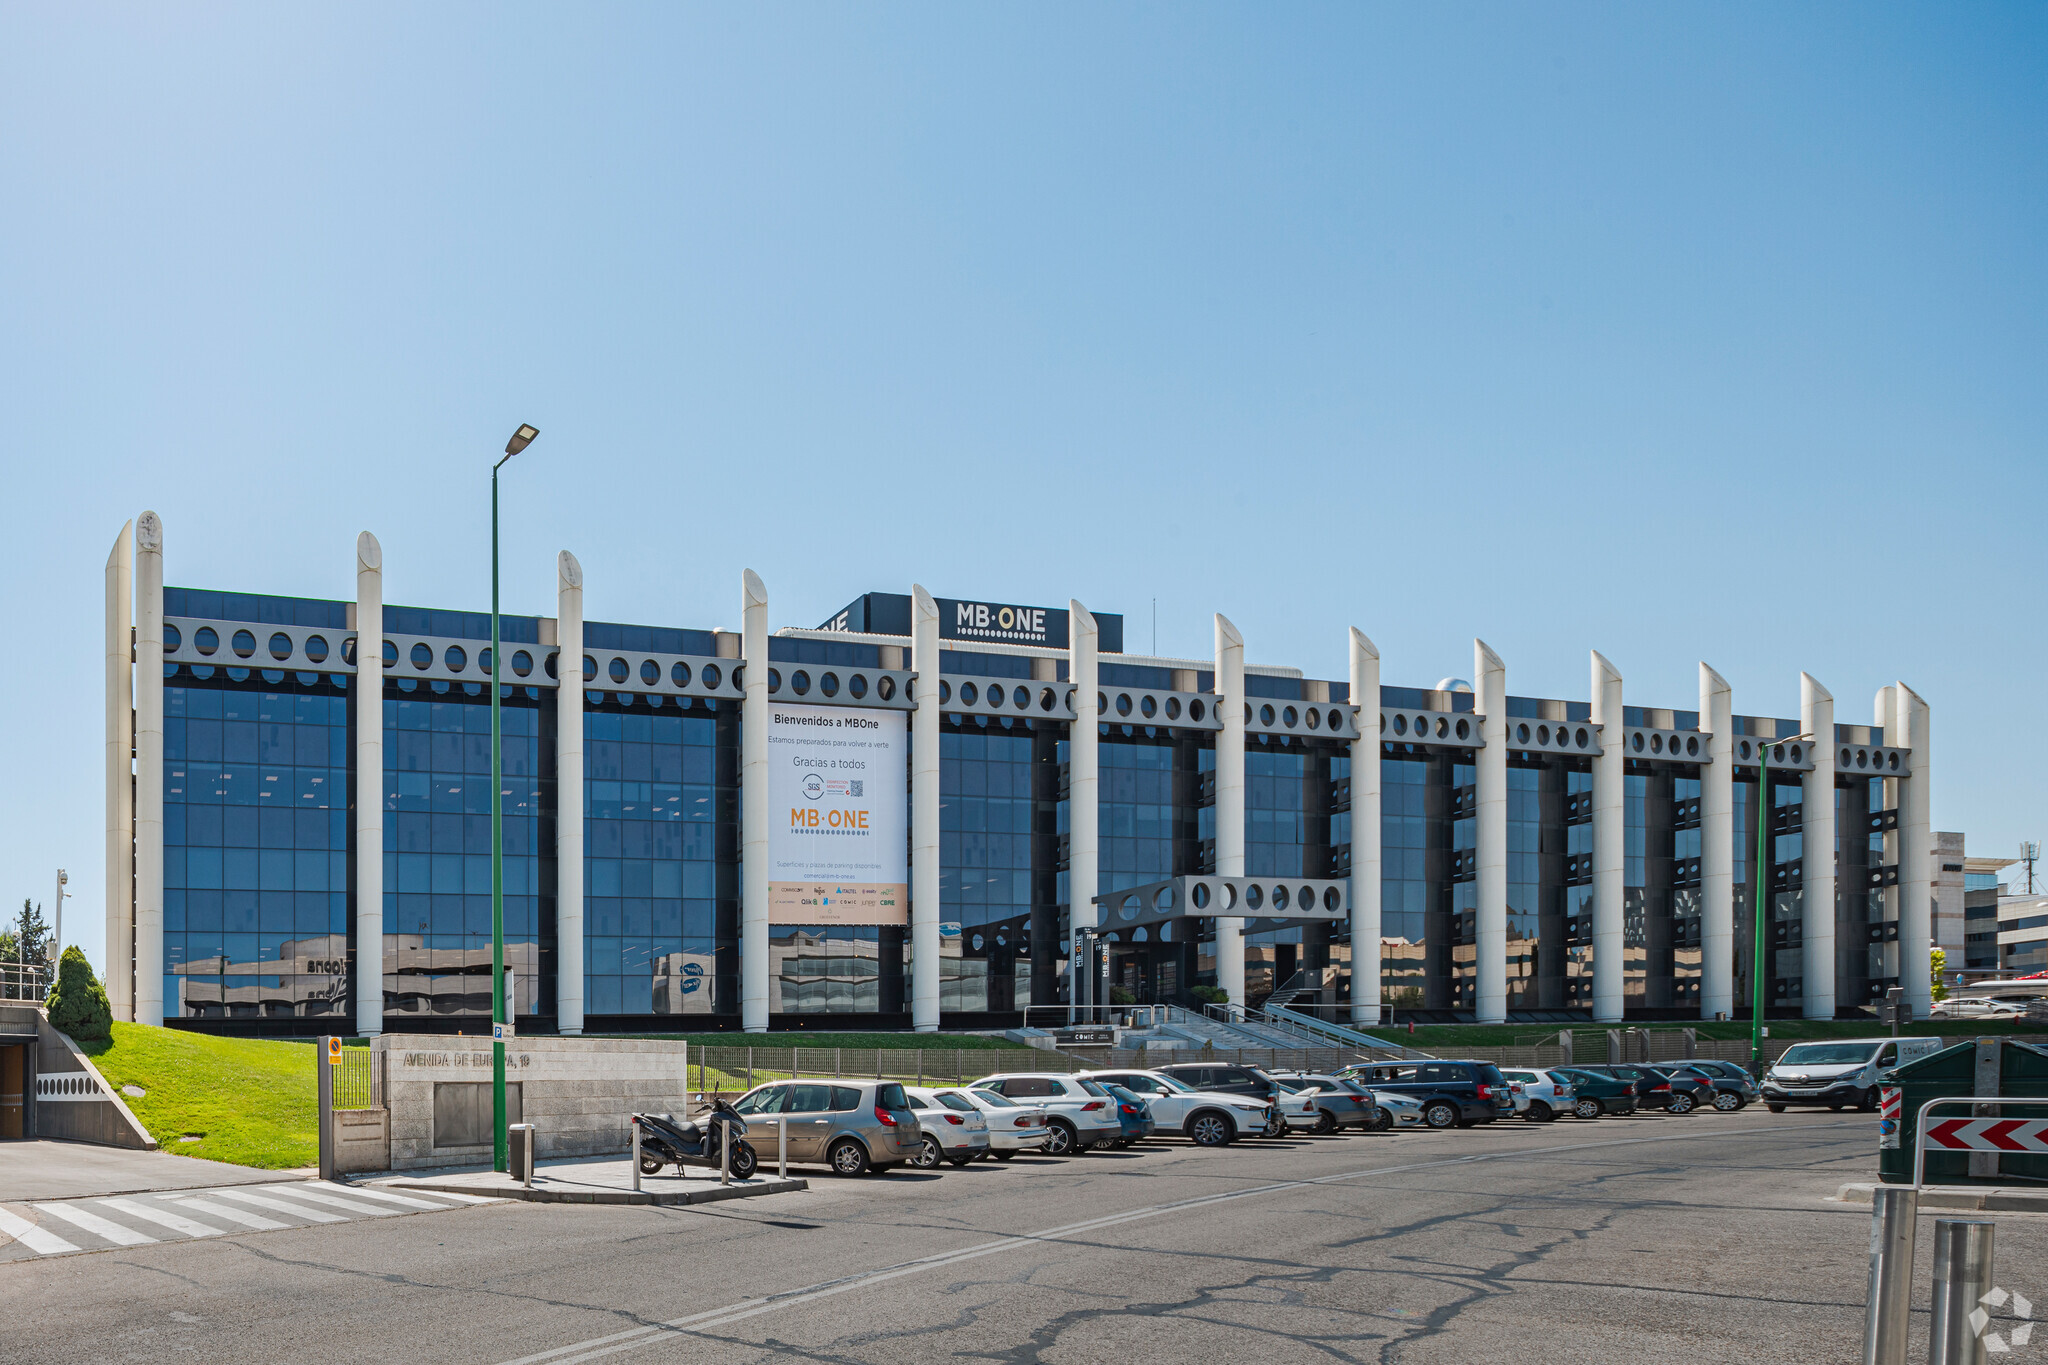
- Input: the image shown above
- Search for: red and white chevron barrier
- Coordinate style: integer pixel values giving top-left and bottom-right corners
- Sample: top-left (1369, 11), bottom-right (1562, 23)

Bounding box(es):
top-left (1923, 1117), bottom-right (2048, 1153)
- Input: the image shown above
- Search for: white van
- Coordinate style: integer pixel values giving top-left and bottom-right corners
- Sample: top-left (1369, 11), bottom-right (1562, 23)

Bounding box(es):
top-left (1760, 1036), bottom-right (1946, 1112)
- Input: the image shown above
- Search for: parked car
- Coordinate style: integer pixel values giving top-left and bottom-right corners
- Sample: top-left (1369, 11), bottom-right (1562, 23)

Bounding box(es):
top-left (1572, 1063), bottom-right (1708, 1114)
top-left (1268, 1073), bottom-right (1385, 1133)
top-left (1668, 1061), bottom-right (1759, 1112)
top-left (943, 1085), bottom-right (1050, 1160)
top-left (1154, 1063), bottom-right (1304, 1137)
top-left (1550, 1067), bottom-right (1638, 1118)
top-left (1498, 1068), bottom-right (1575, 1122)
top-left (1931, 996), bottom-right (2030, 1018)
top-left (1371, 1090), bottom-right (1429, 1129)
top-left (1343, 1060), bottom-right (1513, 1128)
top-left (905, 1087), bottom-right (993, 1168)
top-left (1098, 1083), bottom-right (1158, 1146)
top-left (1761, 1036), bottom-right (1945, 1112)
top-left (730, 1079), bottom-right (922, 1176)
top-left (1079, 1069), bottom-right (1276, 1145)
top-left (971, 1073), bottom-right (1128, 1154)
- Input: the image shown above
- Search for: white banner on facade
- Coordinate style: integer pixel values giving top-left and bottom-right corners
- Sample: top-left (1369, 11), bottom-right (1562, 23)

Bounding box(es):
top-left (766, 703), bottom-right (908, 925)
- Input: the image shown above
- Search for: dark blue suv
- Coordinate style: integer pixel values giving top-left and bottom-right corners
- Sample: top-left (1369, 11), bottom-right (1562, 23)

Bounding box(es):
top-left (1346, 1060), bottom-right (1513, 1128)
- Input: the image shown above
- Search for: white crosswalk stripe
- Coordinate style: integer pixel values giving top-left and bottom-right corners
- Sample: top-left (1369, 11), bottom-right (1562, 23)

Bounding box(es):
top-left (0, 1181), bottom-right (502, 1260)
top-left (35, 1203), bottom-right (159, 1246)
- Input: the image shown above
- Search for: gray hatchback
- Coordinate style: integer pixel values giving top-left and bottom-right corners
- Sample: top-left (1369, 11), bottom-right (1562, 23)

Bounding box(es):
top-left (731, 1078), bottom-right (923, 1176)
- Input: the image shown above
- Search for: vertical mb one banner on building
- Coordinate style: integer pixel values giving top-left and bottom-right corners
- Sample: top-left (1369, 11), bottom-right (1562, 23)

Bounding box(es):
top-left (767, 703), bottom-right (907, 925)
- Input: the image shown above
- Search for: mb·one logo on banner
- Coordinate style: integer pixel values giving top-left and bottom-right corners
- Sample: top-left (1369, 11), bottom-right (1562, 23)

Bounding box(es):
top-left (955, 601), bottom-right (1047, 641)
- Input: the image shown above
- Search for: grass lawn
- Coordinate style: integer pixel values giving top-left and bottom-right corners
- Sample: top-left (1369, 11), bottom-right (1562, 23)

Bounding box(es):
top-left (1381, 1018), bottom-right (2048, 1052)
top-left (81, 1023), bottom-right (317, 1169)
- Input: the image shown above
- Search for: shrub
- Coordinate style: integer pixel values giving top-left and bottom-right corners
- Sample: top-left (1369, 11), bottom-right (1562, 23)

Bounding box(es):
top-left (46, 946), bottom-right (112, 1041)
top-left (1191, 985), bottom-right (1229, 1005)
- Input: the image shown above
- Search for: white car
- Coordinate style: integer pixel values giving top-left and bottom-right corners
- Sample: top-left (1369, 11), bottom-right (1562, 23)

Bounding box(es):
top-left (905, 1087), bottom-right (993, 1168)
top-left (1499, 1068), bottom-right (1576, 1123)
top-left (1268, 1082), bottom-right (1327, 1132)
top-left (1079, 1070), bottom-right (1277, 1146)
top-left (1932, 996), bottom-right (2029, 1018)
top-left (1371, 1091), bottom-right (1427, 1129)
top-left (971, 1074), bottom-right (1128, 1154)
top-left (934, 1085), bottom-right (1050, 1160)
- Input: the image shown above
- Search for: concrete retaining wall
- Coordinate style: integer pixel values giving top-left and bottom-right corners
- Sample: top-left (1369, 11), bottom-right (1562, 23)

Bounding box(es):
top-left (0, 1004), bottom-right (157, 1149)
top-left (374, 1034), bottom-right (692, 1171)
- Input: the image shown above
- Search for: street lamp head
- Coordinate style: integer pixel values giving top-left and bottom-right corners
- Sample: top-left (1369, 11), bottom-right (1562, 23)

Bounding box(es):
top-left (505, 424), bottom-right (539, 457)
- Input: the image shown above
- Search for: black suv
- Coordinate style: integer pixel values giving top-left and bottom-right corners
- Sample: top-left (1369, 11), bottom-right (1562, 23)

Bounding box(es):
top-left (1346, 1060), bottom-right (1512, 1128)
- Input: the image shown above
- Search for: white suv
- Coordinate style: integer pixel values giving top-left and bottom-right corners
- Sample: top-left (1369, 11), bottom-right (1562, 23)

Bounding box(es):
top-left (1080, 1070), bottom-right (1277, 1146)
top-left (1499, 1068), bottom-right (1575, 1123)
top-left (971, 1074), bottom-right (1127, 1154)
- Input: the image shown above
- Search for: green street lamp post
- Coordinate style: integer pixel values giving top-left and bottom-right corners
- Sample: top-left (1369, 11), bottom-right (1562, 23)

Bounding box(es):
top-left (492, 423), bottom-right (539, 1172)
top-left (1749, 729), bottom-right (1812, 1073)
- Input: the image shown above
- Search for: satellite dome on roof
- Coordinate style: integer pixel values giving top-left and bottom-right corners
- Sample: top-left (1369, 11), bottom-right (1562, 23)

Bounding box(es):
top-left (1436, 677), bottom-right (1474, 694)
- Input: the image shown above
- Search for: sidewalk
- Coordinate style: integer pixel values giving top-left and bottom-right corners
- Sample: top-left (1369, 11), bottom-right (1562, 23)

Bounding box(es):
top-left (377, 1153), bottom-right (807, 1206)
top-left (0, 1139), bottom-right (304, 1202)
top-left (1834, 1181), bottom-right (2048, 1213)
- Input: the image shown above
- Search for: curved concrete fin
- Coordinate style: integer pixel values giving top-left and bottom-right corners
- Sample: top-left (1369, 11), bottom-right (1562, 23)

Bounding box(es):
top-left (912, 584), bottom-right (939, 622)
top-left (1349, 626), bottom-right (1379, 660)
top-left (1069, 599), bottom-right (1097, 637)
top-left (1474, 638), bottom-right (1504, 674)
top-left (1699, 661), bottom-right (1730, 695)
top-left (1896, 680), bottom-right (1925, 709)
top-left (357, 531), bottom-right (382, 573)
top-left (108, 519), bottom-right (134, 569)
top-left (1801, 672), bottom-right (1833, 706)
top-left (558, 550), bottom-right (582, 590)
top-left (1214, 612), bottom-right (1242, 650)
top-left (1592, 650), bottom-right (1621, 685)
top-left (742, 569), bottom-right (767, 609)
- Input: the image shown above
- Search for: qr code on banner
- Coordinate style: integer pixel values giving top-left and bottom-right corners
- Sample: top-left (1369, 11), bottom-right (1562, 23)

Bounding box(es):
top-left (849, 781), bottom-right (863, 797)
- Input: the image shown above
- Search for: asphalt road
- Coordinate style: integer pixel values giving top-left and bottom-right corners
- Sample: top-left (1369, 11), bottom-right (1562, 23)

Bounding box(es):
top-left (7, 1113), bottom-right (2043, 1363)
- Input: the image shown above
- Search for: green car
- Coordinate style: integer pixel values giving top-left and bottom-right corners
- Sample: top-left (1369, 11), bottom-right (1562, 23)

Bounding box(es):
top-left (1551, 1067), bottom-right (1638, 1118)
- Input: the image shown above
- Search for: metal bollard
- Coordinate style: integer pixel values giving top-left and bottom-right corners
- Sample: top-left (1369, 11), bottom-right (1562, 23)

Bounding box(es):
top-left (631, 1115), bottom-right (641, 1194)
top-left (720, 1122), bottom-right (731, 1186)
top-left (1863, 1185), bottom-right (1918, 1365)
top-left (778, 1116), bottom-right (788, 1180)
top-left (1928, 1219), bottom-right (1996, 1365)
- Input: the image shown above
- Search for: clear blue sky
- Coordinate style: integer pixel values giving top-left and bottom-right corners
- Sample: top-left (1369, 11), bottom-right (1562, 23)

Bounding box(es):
top-left (5, 6), bottom-right (2044, 970)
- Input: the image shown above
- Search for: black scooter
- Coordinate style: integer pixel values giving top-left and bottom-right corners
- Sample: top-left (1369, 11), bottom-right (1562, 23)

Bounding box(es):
top-left (634, 1101), bottom-right (759, 1181)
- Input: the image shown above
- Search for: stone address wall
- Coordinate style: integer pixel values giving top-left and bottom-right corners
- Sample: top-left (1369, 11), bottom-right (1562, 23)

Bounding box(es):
top-left (374, 1034), bottom-right (692, 1170)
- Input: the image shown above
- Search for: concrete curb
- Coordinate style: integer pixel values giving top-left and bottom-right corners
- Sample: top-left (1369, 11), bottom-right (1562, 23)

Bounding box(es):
top-left (384, 1176), bottom-right (808, 1206)
top-left (1834, 1181), bottom-right (2048, 1213)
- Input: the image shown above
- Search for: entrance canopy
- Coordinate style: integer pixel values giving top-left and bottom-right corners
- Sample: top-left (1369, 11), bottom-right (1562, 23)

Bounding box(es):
top-left (1089, 875), bottom-right (1350, 938)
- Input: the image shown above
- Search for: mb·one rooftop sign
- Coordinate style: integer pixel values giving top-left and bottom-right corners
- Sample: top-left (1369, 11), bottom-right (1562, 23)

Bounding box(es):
top-left (821, 593), bottom-right (1125, 653)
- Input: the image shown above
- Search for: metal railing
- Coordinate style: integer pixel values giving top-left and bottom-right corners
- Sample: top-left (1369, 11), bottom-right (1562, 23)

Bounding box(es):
top-left (331, 1046), bottom-right (381, 1111)
top-left (0, 962), bottom-right (51, 1002)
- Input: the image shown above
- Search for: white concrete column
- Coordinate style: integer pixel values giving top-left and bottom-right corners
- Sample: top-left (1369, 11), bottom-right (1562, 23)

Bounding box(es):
top-left (133, 512), bottom-right (164, 1028)
top-left (1801, 673), bottom-right (1836, 1020)
top-left (354, 533), bottom-right (385, 1038)
top-left (1348, 628), bottom-right (1381, 1026)
top-left (1473, 640), bottom-right (1507, 1024)
top-left (1213, 614), bottom-right (1246, 1007)
top-left (1896, 683), bottom-right (1933, 1019)
top-left (741, 570), bottom-right (770, 1033)
top-left (555, 551), bottom-right (585, 1035)
top-left (1699, 663), bottom-right (1735, 1020)
top-left (910, 587), bottom-right (943, 1031)
top-left (1590, 651), bottom-right (1625, 1022)
top-left (1067, 601), bottom-right (1101, 1013)
top-left (104, 520), bottom-right (134, 1019)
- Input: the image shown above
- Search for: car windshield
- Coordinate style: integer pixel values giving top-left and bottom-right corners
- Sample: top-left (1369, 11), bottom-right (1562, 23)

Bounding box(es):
top-left (1778, 1043), bottom-right (1883, 1067)
top-left (936, 1092), bottom-right (977, 1112)
top-left (1145, 1074), bottom-right (1196, 1093)
top-left (972, 1090), bottom-right (1021, 1108)
top-left (1075, 1078), bottom-right (1112, 1098)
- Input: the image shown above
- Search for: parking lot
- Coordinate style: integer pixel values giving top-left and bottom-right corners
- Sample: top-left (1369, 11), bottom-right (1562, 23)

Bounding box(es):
top-left (15, 1096), bottom-right (2039, 1365)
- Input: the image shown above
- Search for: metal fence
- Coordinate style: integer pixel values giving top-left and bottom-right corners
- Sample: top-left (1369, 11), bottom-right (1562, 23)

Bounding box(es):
top-left (0, 962), bottom-right (50, 1002)
top-left (331, 1046), bottom-right (380, 1111)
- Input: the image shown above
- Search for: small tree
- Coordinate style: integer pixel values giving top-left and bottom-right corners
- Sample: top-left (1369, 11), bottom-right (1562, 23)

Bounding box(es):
top-left (12, 899), bottom-right (50, 972)
top-left (1930, 947), bottom-right (1949, 1003)
top-left (45, 946), bottom-right (112, 1041)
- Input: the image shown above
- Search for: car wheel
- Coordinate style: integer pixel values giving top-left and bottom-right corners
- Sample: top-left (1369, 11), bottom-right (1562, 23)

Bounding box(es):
top-left (1042, 1119), bottom-right (1078, 1156)
top-left (1858, 1088), bottom-right (1880, 1112)
top-left (1522, 1101), bottom-right (1553, 1123)
top-left (1766, 1103), bottom-right (1786, 1113)
top-left (912, 1136), bottom-right (943, 1169)
top-left (1262, 1112), bottom-right (1287, 1139)
top-left (1313, 1110), bottom-right (1339, 1135)
top-left (1712, 1091), bottom-right (1742, 1112)
top-left (1371, 1106), bottom-right (1394, 1132)
top-left (828, 1139), bottom-right (871, 1177)
top-left (1188, 1111), bottom-right (1233, 1147)
top-left (1573, 1098), bottom-right (1602, 1120)
top-left (1423, 1101), bottom-right (1458, 1129)
top-left (1668, 1093), bottom-right (1696, 1115)
top-left (638, 1154), bottom-right (664, 1175)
